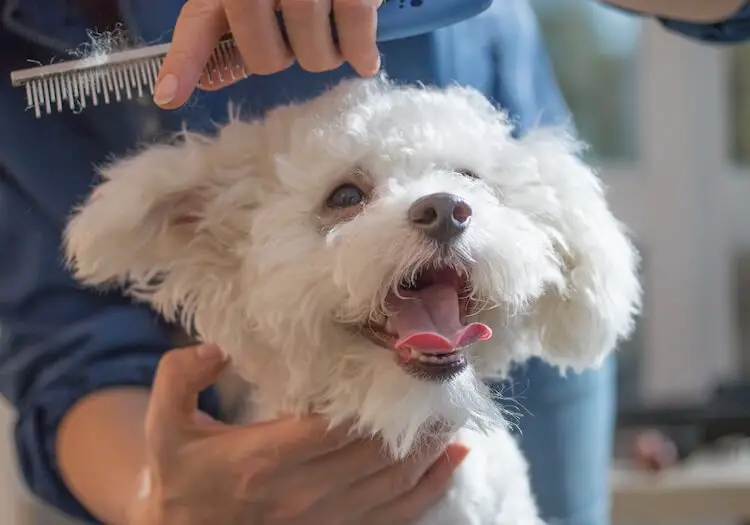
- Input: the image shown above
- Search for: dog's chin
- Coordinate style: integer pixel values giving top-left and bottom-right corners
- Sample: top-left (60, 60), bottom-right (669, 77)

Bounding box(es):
top-left (356, 265), bottom-right (492, 384)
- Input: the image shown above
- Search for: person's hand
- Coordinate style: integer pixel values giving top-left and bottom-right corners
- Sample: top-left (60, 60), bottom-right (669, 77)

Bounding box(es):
top-left (153, 0), bottom-right (383, 109)
top-left (632, 429), bottom-right (679, 473)
top-left (126, 344), bottom-right (469, 525)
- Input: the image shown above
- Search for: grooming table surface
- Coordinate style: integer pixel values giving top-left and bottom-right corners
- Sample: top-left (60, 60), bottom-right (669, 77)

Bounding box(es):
top-left (611, 447), bottom-right (750, 523)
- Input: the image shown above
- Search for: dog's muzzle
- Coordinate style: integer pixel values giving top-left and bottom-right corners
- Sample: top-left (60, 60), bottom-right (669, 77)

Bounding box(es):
top-left (408, 192), bottom-right (472, 243)
top-left (361, 264), bottom-right (493, 383)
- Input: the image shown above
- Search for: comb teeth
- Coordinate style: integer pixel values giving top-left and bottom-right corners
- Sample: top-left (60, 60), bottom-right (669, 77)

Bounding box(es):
top-left (12, 39), bottom-right (248, 118)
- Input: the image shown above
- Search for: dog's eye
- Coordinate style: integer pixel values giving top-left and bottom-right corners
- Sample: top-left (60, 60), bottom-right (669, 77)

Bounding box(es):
top-left (327, 183), bottom-right (365, 209)
top-left (457, 169), bottom-right (479, 179)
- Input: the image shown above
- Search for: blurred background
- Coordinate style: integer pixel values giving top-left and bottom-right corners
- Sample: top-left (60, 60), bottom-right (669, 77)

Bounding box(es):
top-left (2, 2), bottom-right (750, 524)
top-left (532, 2), bottom-right (750, 524)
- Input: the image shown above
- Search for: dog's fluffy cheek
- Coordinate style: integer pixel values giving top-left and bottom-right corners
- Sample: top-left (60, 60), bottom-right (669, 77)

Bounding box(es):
top-left (235, 220), bottom-right (349, 351)
top-left (468, 205), bottom-right (564, 309)
top-left (455, 206), bottom-right (570, 376)
top-left (325, 206), bottom-right (428, 321)
top-left (508, 129), bottom-right (642, 371)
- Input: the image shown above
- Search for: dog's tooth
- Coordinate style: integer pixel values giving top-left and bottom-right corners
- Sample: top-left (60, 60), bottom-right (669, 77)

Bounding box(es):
top-left (384, 319), bottom-right (395, 335)
top-left (417, 353), bottom-right (443, 364)
top-left (415, 351), bottom-right (463, 364)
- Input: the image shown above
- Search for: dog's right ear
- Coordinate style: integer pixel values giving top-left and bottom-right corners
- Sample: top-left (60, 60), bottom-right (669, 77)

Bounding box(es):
top-left (64, 121), bottom-right (262, 293)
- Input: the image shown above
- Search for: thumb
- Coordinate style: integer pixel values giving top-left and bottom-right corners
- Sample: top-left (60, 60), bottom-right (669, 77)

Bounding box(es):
top-left (154, 0), bottom-right (228, 109)
top-left (146, 344), bottom-right (228, 443)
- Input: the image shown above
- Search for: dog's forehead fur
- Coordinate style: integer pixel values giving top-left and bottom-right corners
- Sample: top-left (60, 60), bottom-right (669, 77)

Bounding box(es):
top-left (261, 78), bottom-right (519, 190)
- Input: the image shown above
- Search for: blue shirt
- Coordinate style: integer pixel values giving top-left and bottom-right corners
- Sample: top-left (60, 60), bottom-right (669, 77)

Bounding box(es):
top-left (1, 1), bottom-right (748, 522)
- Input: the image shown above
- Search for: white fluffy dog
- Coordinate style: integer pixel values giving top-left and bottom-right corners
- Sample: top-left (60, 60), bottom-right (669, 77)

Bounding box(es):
top-left (64, 76), bottom-right (641, 524)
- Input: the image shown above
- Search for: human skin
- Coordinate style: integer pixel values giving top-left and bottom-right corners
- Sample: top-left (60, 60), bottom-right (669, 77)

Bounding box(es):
top-left (57, 345), bottom-right (468, 525)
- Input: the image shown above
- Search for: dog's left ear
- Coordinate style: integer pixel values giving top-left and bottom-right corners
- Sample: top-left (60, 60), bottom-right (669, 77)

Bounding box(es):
top-left (64, 122), bottom-right (262, 296)
top-left (517, 129), bottom-right (642, 371)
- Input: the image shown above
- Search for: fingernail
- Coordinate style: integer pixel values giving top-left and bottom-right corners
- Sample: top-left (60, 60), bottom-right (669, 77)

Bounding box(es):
top-left (153, 73), bottom-right (178, 106)
top-left (196, 343), bottom-right (225, 361)
top-left (367, 52), bottom-right (382, 76)
top-left (374, 52), bottom-right (381, 72)
top-left (356, 52), bottom-right (381, 78)
top-left (445, 444), bottom-right (470, 471)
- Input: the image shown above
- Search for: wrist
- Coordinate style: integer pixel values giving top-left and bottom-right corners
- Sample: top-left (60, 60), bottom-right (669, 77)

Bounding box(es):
top-left (57, 389), bottom-right (152, 524)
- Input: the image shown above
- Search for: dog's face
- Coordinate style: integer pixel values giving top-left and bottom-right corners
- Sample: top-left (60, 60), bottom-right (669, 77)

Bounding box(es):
top-left (65, 77), bottom-right (640, 453)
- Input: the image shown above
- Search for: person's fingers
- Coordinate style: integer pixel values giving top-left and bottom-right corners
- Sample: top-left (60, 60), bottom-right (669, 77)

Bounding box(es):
top-left (224, 0), bottom-right (294, 75)
top-left (281, 0), bottom-right (342, 72)
top-left (363, 444), bottom-right (470, 525)
top-left (257, 438), bottom-right (395, 524)
top-left (633, 430), bottom-right (679, 472)
top-left (311, 440), bottom-right (452, 522)
top-left (155, 0), bottom-right (228, 108)
top-left (145, 344), bottom-right (228, 449)
top-left (333, 0), bottom-right (381, 76)
top-left (281, 436), bottom-right (394, 497)
top-left (230, 415), bottom-right (359, 464)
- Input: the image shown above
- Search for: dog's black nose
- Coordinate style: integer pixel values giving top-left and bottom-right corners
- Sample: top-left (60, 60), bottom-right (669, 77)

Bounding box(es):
top-left (408, 192), bottom-right (472, 243)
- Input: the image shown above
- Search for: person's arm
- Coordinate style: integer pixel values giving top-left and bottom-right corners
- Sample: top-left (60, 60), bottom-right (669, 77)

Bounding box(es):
top-left (603, 1), bottom-right (750, 43)
top-left (56, 389), bottom-right (151, 524)
top-left (604, 0), bottom-right (744, 22)
top-left (0, 162), bottom-right (220, 524)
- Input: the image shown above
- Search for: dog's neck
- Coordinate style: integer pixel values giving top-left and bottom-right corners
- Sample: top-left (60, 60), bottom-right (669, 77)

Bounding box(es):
top-left (216, 331), bottom-right (507, 458)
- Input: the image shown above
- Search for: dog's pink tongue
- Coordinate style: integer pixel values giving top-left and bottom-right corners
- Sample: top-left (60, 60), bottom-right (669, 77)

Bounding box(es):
top-left (389, 284), bottom-right (492, 352)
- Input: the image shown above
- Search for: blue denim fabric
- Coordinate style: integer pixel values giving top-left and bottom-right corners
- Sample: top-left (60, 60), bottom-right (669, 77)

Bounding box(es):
top-left (503, 357), bottom-right (617, 525)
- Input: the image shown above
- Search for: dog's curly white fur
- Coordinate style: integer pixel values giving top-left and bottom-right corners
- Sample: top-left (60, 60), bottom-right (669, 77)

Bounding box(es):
top-left (64, 77), bottom-right (641, 524)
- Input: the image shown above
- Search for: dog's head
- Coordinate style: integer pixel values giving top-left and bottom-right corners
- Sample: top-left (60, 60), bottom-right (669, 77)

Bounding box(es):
top-left (65, 77), bottom-right (640, 454)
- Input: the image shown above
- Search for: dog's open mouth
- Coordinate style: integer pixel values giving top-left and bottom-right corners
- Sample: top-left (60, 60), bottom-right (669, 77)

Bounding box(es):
top-left (363, 266), bottom-right (493, 382)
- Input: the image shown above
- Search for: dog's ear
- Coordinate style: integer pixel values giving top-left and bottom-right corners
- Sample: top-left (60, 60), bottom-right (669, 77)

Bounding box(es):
top-left (517, 129), bottom-right (642, 371)
top-left (64, 121), bottom-right (263, 301)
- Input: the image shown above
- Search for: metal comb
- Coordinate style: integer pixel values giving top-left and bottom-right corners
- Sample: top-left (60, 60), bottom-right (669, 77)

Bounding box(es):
top-left (11, 38), bottom-right (245, 118)
top-left (8, 0), bottom-right (495, 118)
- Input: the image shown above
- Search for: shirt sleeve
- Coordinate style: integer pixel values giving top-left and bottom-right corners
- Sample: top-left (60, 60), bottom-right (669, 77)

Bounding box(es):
top-left (0, 167), bottom-right (221, 523)
top-left (659, 3), bottom-right (750, 43)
